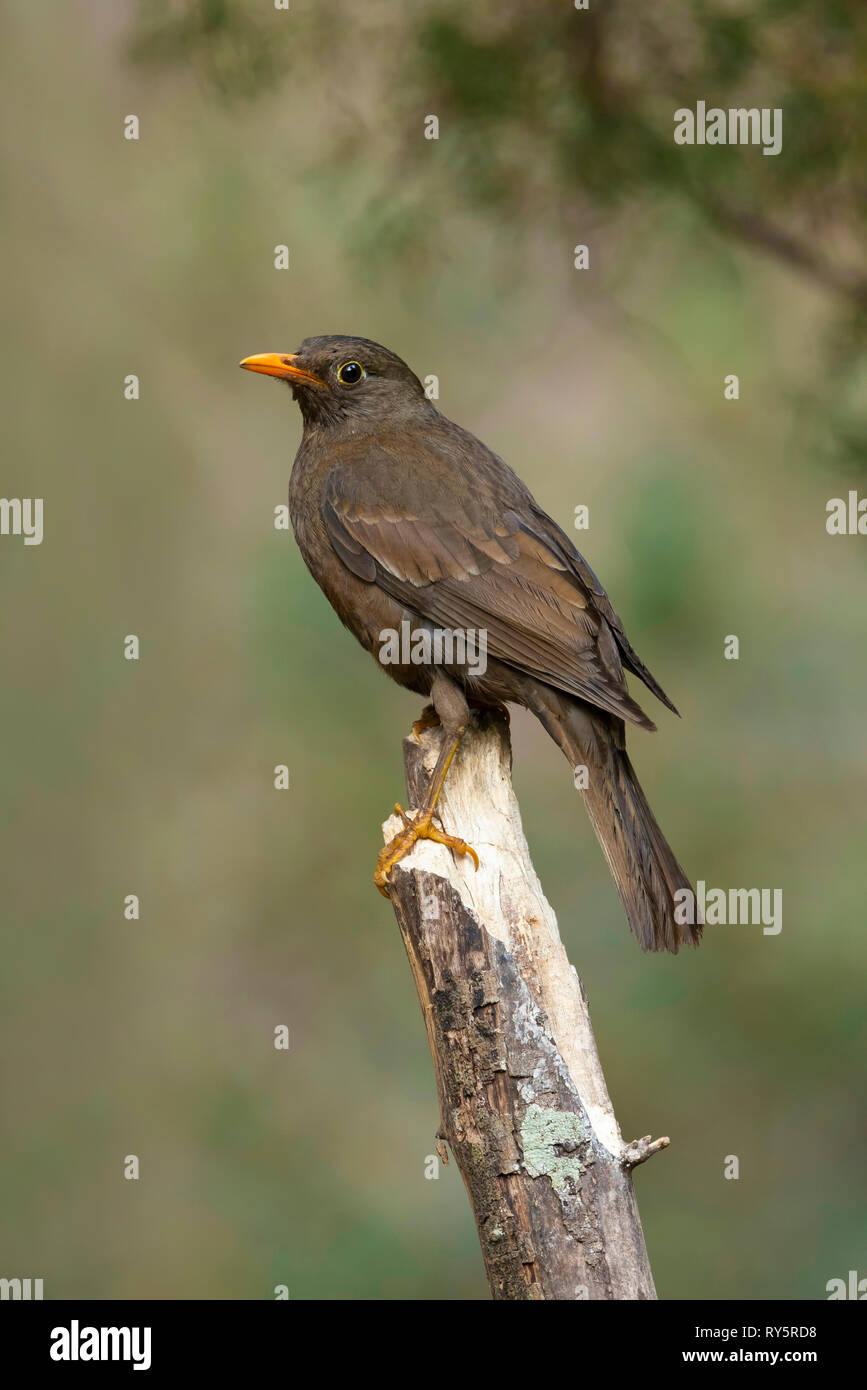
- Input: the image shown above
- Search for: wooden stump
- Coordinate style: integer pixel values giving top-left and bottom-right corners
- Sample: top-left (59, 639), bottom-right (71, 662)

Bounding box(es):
top-left (384, 708), bottom-right (666, 1301)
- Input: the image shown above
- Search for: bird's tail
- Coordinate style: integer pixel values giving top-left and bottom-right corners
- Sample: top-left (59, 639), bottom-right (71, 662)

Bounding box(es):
top-left (530, 693), bottom-right (701, 953)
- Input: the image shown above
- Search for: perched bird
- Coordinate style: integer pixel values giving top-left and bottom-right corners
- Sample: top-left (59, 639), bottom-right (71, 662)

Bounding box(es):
top-left (241, 336), bottom-right (700, 953)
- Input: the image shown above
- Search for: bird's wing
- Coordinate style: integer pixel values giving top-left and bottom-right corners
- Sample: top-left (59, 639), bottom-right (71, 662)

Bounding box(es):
top-left (512, 505), bottom-right (680, 716)
top-left (322, 450), bottom-right (661, 729)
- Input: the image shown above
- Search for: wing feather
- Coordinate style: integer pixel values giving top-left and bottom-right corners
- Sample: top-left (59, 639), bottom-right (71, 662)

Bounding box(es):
top-left (322, 457), bottom-right (666, 728)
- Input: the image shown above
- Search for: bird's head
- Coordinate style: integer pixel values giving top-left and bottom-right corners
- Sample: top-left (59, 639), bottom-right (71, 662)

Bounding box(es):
top-left (240, 335), bottom-right (429, 430)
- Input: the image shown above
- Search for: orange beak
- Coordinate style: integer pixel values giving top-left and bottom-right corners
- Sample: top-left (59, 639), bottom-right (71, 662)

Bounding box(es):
top-left (239, 353), bottom-right (326, 387)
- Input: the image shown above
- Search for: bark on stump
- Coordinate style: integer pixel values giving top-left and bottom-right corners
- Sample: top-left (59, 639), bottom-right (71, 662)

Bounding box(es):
top-left (384, 708), bottom-right (667, 1301)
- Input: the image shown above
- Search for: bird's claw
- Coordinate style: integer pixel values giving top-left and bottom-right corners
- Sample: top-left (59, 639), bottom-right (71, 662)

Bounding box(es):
top-left (411, 706), bottom-right (441, 740)
top-left (375, 804), bottom-right (480, 898)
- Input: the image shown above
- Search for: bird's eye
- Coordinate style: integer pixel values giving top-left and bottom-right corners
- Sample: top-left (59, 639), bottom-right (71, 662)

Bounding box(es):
top-left (336, 361), bottom-right (364, 386)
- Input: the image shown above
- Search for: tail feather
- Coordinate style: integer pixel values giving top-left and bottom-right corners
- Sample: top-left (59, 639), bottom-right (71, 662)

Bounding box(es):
top-left (529, 689), bottom-right (700, 952)
top-left (583, 741), bottom-right (699, 952)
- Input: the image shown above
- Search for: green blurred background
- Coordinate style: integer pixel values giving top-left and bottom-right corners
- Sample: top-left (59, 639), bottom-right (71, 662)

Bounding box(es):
top-left (1, 0), bottom-right (864, 1299)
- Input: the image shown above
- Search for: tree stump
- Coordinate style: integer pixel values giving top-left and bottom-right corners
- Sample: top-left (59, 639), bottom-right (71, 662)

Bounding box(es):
top-left (384, 708), bottom-right (667, 1300)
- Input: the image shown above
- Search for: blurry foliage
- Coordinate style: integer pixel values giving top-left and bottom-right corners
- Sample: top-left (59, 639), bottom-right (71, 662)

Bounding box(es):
top-left (130, 1), bottom-right (866, 294)
top-left (129, 0), bottom-right (290, 98)
top-left (621, 466), bottom-right (710, 639)
top-left (131, 0), bottom-right (867, 469)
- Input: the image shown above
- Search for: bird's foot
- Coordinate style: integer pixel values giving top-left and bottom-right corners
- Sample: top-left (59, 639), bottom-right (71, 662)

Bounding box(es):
top-left (411, 705), bottom-right (441, 740)
top-left (375, 803), bottom-right (479, 898)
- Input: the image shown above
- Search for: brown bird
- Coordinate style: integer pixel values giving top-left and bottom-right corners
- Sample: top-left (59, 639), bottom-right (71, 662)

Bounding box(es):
top-left (241, 336), bottom-right (700, 953)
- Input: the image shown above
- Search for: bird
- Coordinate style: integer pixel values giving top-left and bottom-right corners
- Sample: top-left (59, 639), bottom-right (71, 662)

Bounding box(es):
top-left (240, 335), bottom-right (700, 953)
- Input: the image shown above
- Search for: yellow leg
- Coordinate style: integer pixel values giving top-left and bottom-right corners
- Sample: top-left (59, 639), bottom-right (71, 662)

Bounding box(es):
top-left (375, 730), bottom-right (479, 898)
